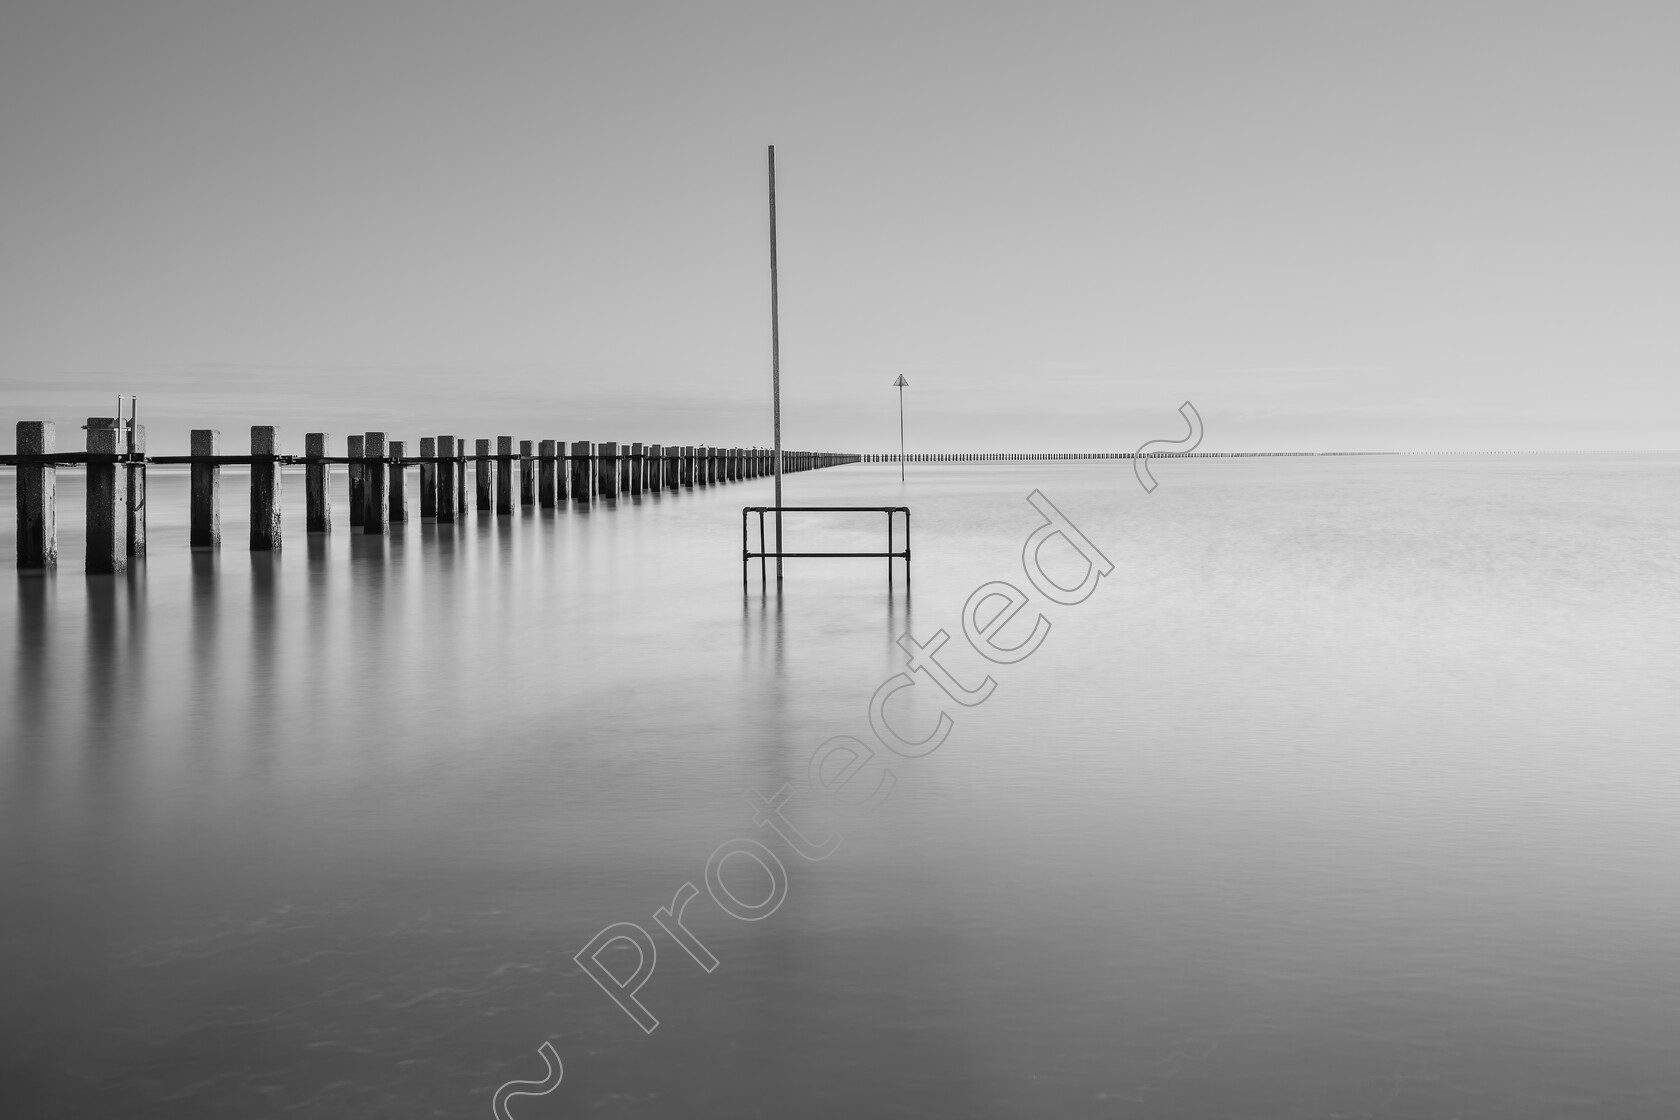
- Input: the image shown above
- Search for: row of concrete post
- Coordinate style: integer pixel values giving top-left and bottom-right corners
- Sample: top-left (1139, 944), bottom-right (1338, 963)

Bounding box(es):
top-left (10, 420), bottom-right (859, 572)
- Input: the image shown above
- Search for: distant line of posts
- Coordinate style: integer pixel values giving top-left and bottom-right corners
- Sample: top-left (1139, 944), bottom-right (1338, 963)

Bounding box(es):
top-left (7, 419), bottom-right (856, 573)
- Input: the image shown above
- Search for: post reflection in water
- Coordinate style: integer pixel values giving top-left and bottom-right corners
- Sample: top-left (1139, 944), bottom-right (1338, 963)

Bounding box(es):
top-left (11, 576), bottom-right (53, 799)
top-left (248, 552), bottom-right (280, 763)
top-left (83, 574), bottom-right (120, 753)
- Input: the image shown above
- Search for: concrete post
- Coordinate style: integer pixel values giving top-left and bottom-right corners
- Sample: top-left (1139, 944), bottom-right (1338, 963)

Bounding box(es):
top-left (538, 440), bottom-right (557, 507)
top-left (436, 436), bottom-right (457, 523)
top-left (85, 418), bottom-right (126, 573)
top-left (15, 421), bottom-right (56, 570)
top-left (306, 433), bottom-right (332, 533)
top-left (419, 436), bottom-right (437, 520)
top-left (456, 437), bottom-right (468, 517)
top-left (570, 441), bottom-right (592, 504)
top-left (598, 441), bottom-right (619, 500)
top-left (496, 435), bottom-right (514, 515)
top-left (347, 435), bottom-right (366, 526)
top-left (250, 426), bottom-right (281, 551)
top-left (190, 429), bottom-right (220, 549)
top-left (363, 432), bottom-right (387, 534)
top-left (646, 444), bottom-right (662, 492)
top-left (476, 439), bottom-right (493, 512)
top-left (389, 439), bottom-right (407, 522)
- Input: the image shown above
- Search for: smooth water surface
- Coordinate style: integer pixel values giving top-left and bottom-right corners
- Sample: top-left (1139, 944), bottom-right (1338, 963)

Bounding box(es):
top-left (2, 454), bottom-right (1677, 1118)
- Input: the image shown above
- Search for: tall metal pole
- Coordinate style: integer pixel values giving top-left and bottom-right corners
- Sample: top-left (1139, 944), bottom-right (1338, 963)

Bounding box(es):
top-left (769, 145), bottom-right (783, 584)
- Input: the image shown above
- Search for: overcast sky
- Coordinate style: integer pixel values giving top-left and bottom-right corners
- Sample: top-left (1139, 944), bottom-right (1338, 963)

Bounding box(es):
top-left (2, 1), bottom-right (1676, 453)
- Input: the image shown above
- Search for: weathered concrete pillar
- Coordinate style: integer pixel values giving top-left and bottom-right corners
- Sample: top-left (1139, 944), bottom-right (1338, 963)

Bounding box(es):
top-left (250, 426), bottom-right (281, 552)
top-left (645, 444), bottom-right (662, 492)
top-left (496, 436), bottom-right (514, 515)
top-left (419, 436), bottom-right (437, 520)
top-left (190, 429), bottom-right (220, 549)
top-left (436, 436), bottom-right (457, 523)
top-left (520, 440), bottom-right (535, 506)
top-left (85, 418), bottom-right (127, 573)
top-left (15, 421), bottom-right (57, 570)
top-left (570, 441), bottom-right (592, 504)
top-left (125, 423), bottom-right (147, 558)
top-left (306, 432), bottom-right (332, 533)
top-left (538, 440), bottom-right (557, 507)
top-left (598, 441), bottom-right (619, 500)
top-left (389, 439), bottom-right (407, 522)
top-left (456, 437), bottom-right (468, 517)
top-left (476, 439), bottom-right (494, 512)
top-left (347, 434), bottom-right (366, 526)
top-left (363, 432), bottom-right (387, 534)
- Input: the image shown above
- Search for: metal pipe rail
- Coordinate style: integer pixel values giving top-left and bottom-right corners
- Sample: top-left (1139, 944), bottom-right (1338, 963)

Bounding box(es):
top-left (742, 505), bottom-right (911, 587)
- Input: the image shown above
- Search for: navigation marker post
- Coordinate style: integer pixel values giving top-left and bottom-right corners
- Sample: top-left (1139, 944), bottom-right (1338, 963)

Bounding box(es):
top-left (894, 374), bottom-right (908, 482)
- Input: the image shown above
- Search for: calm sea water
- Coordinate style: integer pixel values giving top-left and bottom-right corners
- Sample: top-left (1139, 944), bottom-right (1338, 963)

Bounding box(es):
top-left (2, 454), bottom-right (1676, 1119)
